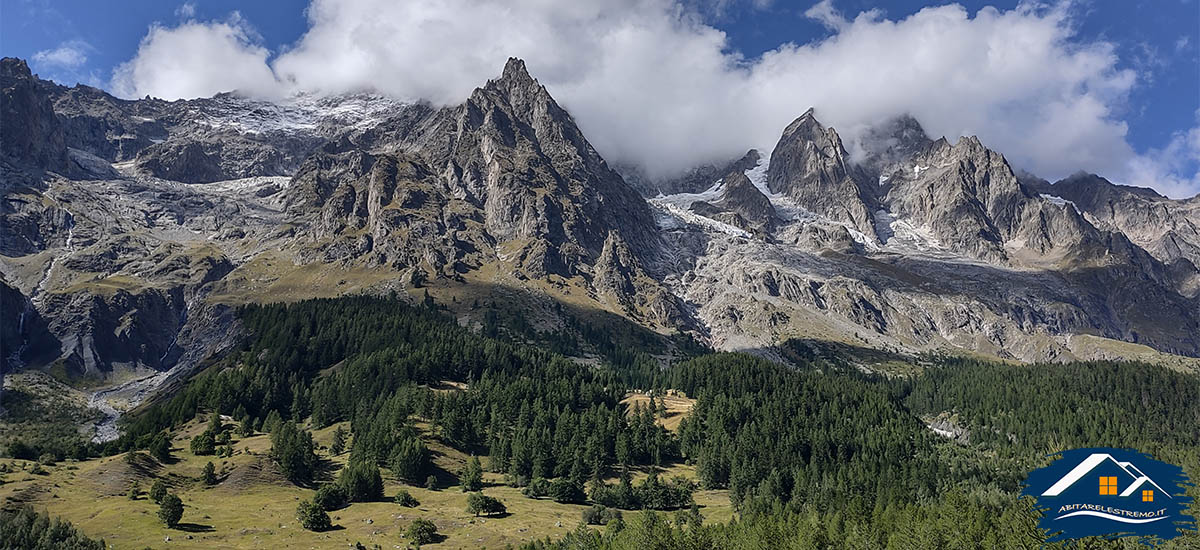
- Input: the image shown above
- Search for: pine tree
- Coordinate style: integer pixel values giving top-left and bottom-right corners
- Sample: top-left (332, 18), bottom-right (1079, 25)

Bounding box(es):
top-left (460, 455), bottom-right (483, 492)
top-left (330, 426), bottom-right (346, 456)
top-left (147, 433), bottom-right (171, 463)
top-left (206, 412), bottom-right (222, 436)
top-left (201, 461), bottom-right (217, 485)
top-left (338, 460), bottom-right (384, 502)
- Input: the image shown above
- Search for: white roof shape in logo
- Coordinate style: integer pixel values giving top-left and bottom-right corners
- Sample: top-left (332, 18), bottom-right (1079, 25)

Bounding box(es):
top-left (1041, 453), bottom-right (1173, 499)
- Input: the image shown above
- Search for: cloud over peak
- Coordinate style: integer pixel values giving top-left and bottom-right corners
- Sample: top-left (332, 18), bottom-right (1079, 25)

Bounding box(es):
top-left (108, 0), bottom-right (1196, 197)
top-left (112, 14), bottom-right (278, 100)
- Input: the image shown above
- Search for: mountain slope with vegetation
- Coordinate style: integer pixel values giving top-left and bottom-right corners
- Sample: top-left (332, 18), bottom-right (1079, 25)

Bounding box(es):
top-left (3, 295), bottom-right (1196, 548)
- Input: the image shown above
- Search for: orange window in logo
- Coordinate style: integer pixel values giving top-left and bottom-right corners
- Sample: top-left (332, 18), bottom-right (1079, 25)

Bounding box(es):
top-left (1100, 476), bottom-right (1118, 495)
top-left (1143, 490), bottom-right (1154, 502)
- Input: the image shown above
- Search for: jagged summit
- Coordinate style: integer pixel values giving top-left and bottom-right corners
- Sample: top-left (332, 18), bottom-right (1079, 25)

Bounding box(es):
top-left (779, 107), bottom-right (828, 142)
top-left (854, 113), bottom-right (933, 179)
top-left (767, 108), bottom-right (876, 239)
top-left (1, 57), bottom-right (71, 178)
top-left (499, 57), bottom-right (536, 84)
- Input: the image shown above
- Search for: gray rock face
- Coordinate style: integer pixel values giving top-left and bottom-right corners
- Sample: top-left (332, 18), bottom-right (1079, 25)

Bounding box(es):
top-left (766, 109), bottom-right (876, 239)
top-left (411, 58), bottom-right (661, 267)
top-left (38, 82), bottom-right (168, 162)
top-left (285, 58), bottom-right (664, 284)
top-left (852, 114), bottom-right (932, 180)
top-left (880, 136), bottom-right (1047, 262)
top-left (688, 155), bottom-right (778, 236)
top-left (1044, 173), bottom-right (1200, 275)
top-left (1, 279), bottom-right (59, 372)
top-left (1, 58), bottom-right (70, 178)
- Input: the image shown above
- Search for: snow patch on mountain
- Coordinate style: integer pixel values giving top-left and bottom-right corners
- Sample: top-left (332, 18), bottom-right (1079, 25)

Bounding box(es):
top-left (744, 152), bottom-right (820, 224)
top-left (192, 92), bottom-right (410, 135)
top-left (649, 200), bottom-right (751, 238)
top-left (1040, 193), bottom-right (1080, 214)
top-left (874, 209), bottom-right (945, 252)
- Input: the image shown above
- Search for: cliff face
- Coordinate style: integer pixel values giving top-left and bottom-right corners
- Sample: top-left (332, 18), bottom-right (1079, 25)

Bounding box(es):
top-left (1, 58), bottom-right (70, 179)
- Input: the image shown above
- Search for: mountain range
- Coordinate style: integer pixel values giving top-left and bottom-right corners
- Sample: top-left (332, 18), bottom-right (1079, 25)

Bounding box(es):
top-left (3, 56), bottom-right (1199, 435)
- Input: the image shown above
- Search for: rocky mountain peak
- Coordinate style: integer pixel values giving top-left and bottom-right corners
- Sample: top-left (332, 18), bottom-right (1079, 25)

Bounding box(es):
top-left (428, 58), bottom-right (661, 269)
top-left (1054, 172), bottom-right (1166, 201)
top-left (779, 107), bottom-right (827, 143)
top-left (477, 57), bottom-right (555, 115)
top-left (1, 56), bottom-right (31, 80)
top-left (854, 113), bottom-right (933, 179)
top-left (2, 56), bottom-right (70, 179)
top-left (767, 108), bottom-right (876, 239)
top-left (500, 57), bottom-right (536, 86)
top-left (697, 168), bottom-right (778, 236)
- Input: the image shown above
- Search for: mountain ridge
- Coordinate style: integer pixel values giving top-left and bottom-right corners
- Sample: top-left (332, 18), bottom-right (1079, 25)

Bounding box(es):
top-left (3, 56), bottom-right (1199, 435)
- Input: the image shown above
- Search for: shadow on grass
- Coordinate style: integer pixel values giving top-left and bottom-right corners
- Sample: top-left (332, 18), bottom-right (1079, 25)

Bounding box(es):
top-left (312, 457), bottom-right (338, 485)
top-left (414, 533), bottom-right (448, 544)
top-left (420, 459), bottom-right (460, 490)
top-left (174, 522), bottom-right (215, 533)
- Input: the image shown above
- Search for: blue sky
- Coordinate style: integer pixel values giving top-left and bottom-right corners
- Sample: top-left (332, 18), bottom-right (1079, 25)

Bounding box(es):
top-left (2, 0), bottom-right (1198, 195)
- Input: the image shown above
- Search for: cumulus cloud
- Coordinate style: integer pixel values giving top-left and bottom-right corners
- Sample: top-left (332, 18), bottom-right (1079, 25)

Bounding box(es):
top-left (32, 40), bottom-right (91, 69)
top-left (111, 14), bottom-right (279, 100)
top-left (109, 0), bottom-right (1197, 196)
top-left (1125, 112), bottom-right (1200, 199)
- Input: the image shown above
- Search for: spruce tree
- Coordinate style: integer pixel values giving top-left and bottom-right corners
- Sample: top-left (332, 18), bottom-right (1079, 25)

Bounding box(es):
top-left (459, 456), bottom-right (483, 492)
top-left (201, 461), bottom-right (217, 485)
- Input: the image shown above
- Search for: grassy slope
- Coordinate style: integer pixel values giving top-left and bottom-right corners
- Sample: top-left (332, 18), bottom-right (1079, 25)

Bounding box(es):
top-left (0, 417), bottom-right (731, 549)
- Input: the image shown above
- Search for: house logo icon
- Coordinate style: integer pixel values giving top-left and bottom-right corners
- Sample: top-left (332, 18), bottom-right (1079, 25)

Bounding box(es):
top-left (1022, 448), bottom-right (1196, 542)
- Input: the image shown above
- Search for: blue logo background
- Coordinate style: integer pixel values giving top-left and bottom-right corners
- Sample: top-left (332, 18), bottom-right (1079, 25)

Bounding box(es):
top-left (1022, 448), bottom-right (1195, 542)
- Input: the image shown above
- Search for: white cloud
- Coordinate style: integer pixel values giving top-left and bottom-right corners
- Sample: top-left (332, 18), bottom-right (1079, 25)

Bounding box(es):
top-left (32, 40), bottom-right (91, 69)
top-left (108, 0), bottom-right (1197, 196)
top-left (111, 14), bottom-right (279, 100)
top-left (804, 0), bottom-right (850, 31)
top-left (1125, 113), bottom-right (1200, 199)
top-left (176, 3), bottom-right (197, 19)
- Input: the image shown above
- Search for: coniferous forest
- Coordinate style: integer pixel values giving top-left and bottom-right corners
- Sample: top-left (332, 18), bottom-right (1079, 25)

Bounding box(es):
top-left (4, 295), bottom-right (1198, 548)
